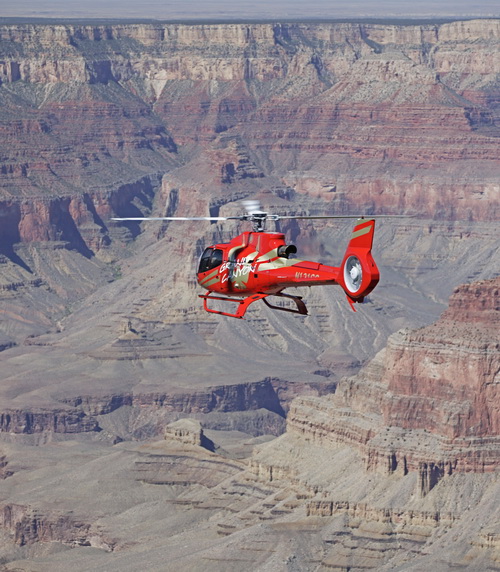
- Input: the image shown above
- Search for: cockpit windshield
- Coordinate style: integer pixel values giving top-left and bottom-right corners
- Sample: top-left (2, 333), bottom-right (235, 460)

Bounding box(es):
top-left (198, 248), bottom-right (224, 273)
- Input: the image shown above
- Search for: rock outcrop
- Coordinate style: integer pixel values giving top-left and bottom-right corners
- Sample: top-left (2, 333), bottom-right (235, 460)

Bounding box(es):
top-left (0, 454), bottom-right (12, 479)
top-left (0, 409), bottom-right (99, 434)
top-left (383, 278), bottom-right (500, 440)
top-left (164, 418), bottom-right (205, 446)
top-left (234, 277), bottom-right (499, 570)
top-left (284, 276), bottom-right (500, 491)
top-left (0, 504), bottom-right (98, 549)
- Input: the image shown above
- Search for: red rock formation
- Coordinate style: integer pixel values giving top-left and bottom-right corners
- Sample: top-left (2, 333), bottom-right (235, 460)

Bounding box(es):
top-left (0, 177), bottom-right (159, 255)
top-left (384, 278), bottom-right (500, 439)
top-left (288, 277), bottom-right (500, 483)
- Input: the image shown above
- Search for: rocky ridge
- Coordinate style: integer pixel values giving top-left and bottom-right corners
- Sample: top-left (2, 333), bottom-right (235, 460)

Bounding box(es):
top-left (0, 20), bottom-right (499, 248)
top-left (287, 278), bottom-right (500, 483)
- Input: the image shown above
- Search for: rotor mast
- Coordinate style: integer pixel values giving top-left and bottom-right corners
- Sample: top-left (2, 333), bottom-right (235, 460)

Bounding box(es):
top-left (243, 212), bottom-right (279, 232)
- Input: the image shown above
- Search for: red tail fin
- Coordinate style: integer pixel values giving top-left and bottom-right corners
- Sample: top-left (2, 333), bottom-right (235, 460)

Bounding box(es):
top-left (338, 219), bottom-right (379, 310)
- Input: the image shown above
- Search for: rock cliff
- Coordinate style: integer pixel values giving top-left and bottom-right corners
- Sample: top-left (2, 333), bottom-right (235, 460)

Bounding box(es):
top-left (287, 277), bottom-right (500, 487)
top-left (241, 276), bottom-right (500, 569)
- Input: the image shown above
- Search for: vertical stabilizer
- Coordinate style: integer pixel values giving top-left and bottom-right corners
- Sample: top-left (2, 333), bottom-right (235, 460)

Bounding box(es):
top-left (338, 219), bottom-right (379, 310)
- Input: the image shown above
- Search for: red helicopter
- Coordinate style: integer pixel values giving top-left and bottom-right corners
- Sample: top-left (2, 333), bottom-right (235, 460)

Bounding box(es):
top-left (113, 200), bottom-right (384, 319)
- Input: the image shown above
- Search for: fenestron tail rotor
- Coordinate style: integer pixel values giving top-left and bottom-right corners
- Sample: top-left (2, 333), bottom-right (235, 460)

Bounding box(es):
top-left (344, 255), bottom-right (363, 294)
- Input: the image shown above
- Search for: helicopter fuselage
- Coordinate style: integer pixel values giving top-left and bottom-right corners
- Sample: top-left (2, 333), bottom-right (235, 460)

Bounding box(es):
top-left (111, 206), bottom-right (385, 319)
top-left (198, 231), bottom-right (338, 295)
top-left (197, 219), bottom-right (379, 318)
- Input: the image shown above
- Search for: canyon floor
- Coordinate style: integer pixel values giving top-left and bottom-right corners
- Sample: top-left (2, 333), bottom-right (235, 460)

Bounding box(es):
top-left (1, 273), bottom-right (499, 572)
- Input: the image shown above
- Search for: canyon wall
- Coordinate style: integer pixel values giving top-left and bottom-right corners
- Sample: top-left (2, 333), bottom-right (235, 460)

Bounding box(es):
top-left (1, 18), bottom-right (499, 356)
top-left (0, 379), bottom-right (285, 437)
top-left (0, 19), bottom-right (499, 260)
top-left (286, 276), bottom-right (500, 487)
top-left (241, 276), bottom-right (500, 569)
top-left (1, 21), bottom-right (499, 571)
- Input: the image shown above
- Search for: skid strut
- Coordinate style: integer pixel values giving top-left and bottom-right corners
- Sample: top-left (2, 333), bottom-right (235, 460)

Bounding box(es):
top-left (262, 292), bottom-right (308, 315)
top-left (199, 293), bottom-right (268, 319)
top-left (199, 291), bottom-right (308, 319)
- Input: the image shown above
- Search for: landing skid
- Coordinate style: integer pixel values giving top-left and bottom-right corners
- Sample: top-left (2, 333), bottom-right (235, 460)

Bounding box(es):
top-left (262, 292), bottom-right (308, 315)
top-left (199, 291), bottom-right (308, 319)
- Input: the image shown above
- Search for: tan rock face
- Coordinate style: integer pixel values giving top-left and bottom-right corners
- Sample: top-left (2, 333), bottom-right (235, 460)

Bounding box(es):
top-left (288, 277), bottom-right (500, 477)
top-left (164, 418), bottom-right (204, 446)
top-left (384, 277), bottom-right (500, 439)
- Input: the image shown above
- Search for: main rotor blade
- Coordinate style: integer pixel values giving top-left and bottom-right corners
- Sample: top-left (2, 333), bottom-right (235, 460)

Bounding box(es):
top-left (111, 216), bottom-right (241, 221)
top-left (111, 214), bottom-right (415, 222)
top-left (278, 214), bottom-right (415, 219)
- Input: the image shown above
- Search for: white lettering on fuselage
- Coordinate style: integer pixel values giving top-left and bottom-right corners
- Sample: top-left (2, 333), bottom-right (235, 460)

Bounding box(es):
top-left (220, 260), bottom-right (257, 283)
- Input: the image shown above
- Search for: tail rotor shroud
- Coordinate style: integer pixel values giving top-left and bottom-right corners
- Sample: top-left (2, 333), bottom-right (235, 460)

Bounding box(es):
top-left (338, 218), bottom-right (380, 310)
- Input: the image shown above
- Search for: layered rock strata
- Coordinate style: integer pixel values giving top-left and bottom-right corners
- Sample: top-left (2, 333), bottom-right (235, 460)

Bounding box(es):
top-left (235, 277), bottom-right (500, 569)
top-left (0, 21), bottom-right (499, 569)
top-left (1, 18), bottom-right (499, 355)
top-left (0, 376), bottom-right (323, 438)
top-left (286, 277), bottom-right (500, 492)
top-left (0, 19), bottom-right (499, 261)
top-left (0, 279), bottom-right (498, 570)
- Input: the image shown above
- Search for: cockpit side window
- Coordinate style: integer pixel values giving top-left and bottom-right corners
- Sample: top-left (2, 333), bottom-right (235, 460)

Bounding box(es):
top-left (198, 248), bottom-right (213, 273)
top-left (198, 248), bottom-right (224, 273)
